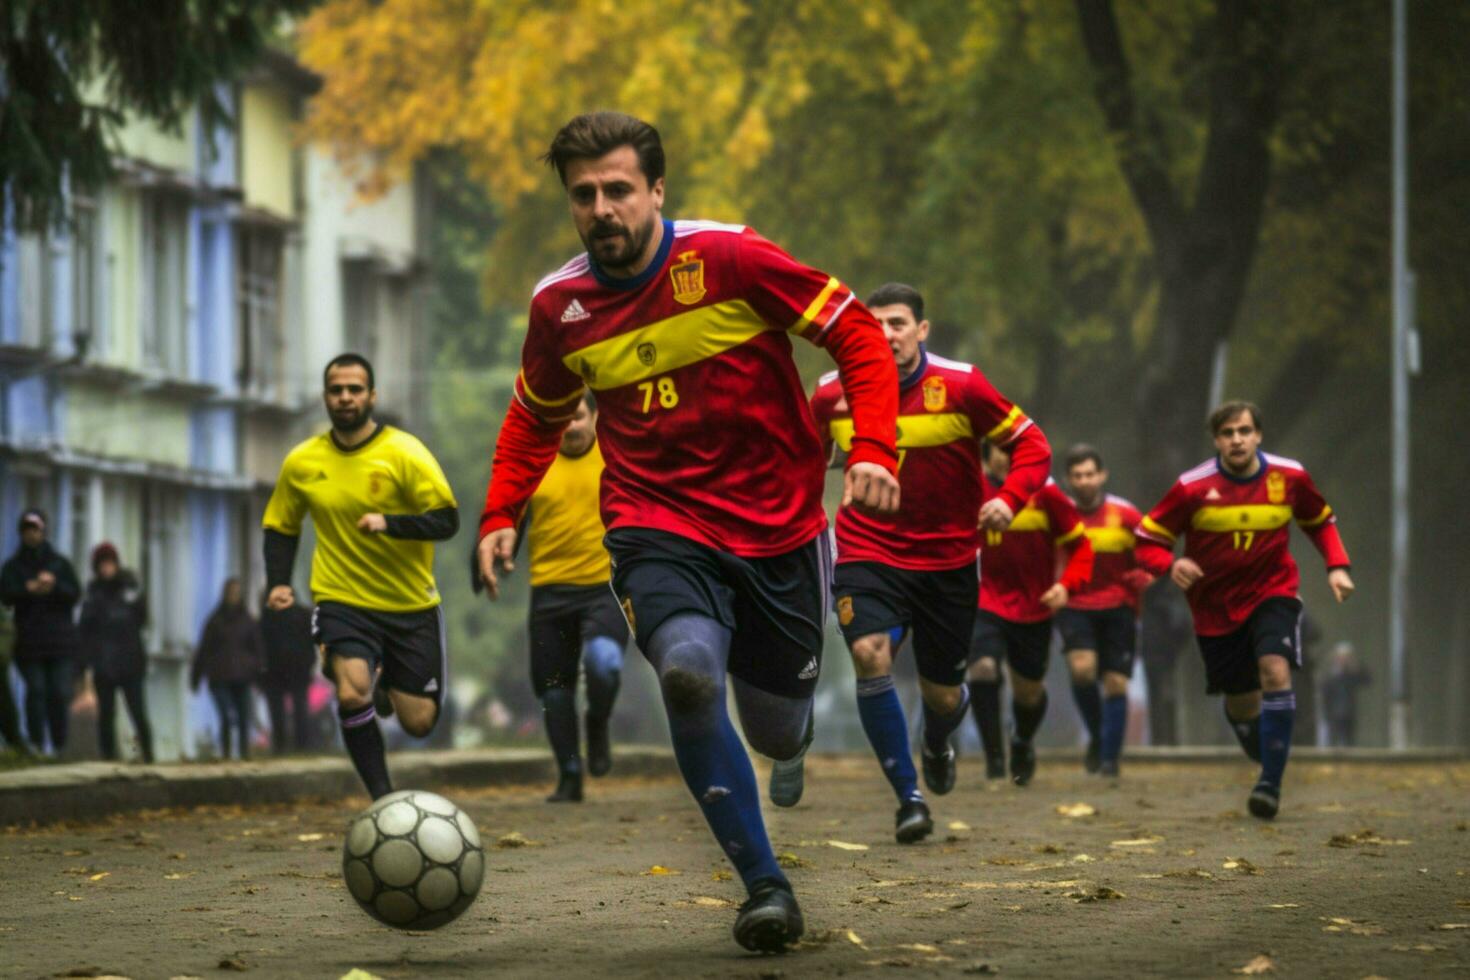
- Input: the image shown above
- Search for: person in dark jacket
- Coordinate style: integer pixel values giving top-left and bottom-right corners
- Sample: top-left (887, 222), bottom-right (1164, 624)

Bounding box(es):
top-left (258, 589), bottom-right (316, 754)
top-left (0, 610), bottom-right (29, 753)
top-left (191, 578), bottom-right (264, 759)
top-left (79, 542), bottom-right (154, 762)
top-left (0, 509), bottom-right (82, 754)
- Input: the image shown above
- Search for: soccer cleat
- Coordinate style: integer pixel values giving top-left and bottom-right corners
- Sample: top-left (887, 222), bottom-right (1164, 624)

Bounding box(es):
top-left (921, 741), bottom-right (957, 796)
top-left (586, 717), bottom-right (612, 778)
top-left (1010, 738), bottom-right (1037, 787)
top-left (733, 880), bottom-right (805, 953)
top-left (373, 681), bottom-right (395, 719)
top-left (985, 752), bottom-right (1007, 781)
top-left (1099, 759), bottom-right (1120, 779)
top-left (1083, 740), bottom-right (1101, 774)
top-left (1248, 782), bottom-right (1280, 820)
top-left (894, 798), bottom-right (934, 844)
top-left (768, 713), bottom-right (814, 808)
top-left (546, 770), bottom-right (583, 803)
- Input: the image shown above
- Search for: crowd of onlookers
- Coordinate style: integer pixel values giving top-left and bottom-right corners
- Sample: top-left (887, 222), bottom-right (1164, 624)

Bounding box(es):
top-left (0, 507), bottom-right (327, 763)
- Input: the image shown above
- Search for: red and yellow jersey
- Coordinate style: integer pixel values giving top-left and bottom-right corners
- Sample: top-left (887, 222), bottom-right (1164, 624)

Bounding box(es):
top-left (810, 351), bottom-right (1050, 571)
top-left (479, 219), bottom-right (898, 558)
top-left (1068, 494), bottom-right (1146, 612)
top-left (1134, 452), bottom-right (1350, 636)
top-left (979, 478), bottom-right (1091, 623)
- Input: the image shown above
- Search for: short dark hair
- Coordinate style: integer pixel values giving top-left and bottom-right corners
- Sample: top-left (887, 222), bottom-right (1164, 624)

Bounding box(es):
top-left (324, 353), bottom-right (375, 390)
top-left (1209, 400), bottom-right (1262, 435)
top-left (1064, 444), bottom-right (1105, 472)
top-left (865, 283), bottom-right (925, 323)
top-left (543, 111), bottom-right (665, 187)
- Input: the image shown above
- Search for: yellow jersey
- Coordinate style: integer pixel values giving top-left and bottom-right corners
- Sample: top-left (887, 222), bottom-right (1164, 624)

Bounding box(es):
top-left (526, 441), bottom-right (610, 587)
top-left (263, 426), bottom-right (456, 612)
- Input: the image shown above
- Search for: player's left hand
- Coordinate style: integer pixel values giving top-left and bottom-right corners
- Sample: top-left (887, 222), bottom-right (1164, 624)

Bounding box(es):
top-left (1040, 582), bottom-right (1068, 612)
top-left (843, 462), bottom-right (900, 515)
top-left (978, 497), bottom-right (1015, 530)
top-left (357, 513), bottom-right (388, 534)
top-left (1327, 567), bottom-right (1355, 603)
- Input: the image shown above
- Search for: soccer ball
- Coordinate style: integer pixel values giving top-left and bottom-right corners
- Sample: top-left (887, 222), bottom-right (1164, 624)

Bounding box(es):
top-left (342, 789), bottom-right (485, 930)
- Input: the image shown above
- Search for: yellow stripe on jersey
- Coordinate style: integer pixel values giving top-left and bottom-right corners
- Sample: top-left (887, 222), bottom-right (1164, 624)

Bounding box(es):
top-left (1298, 504), bottom-right (1334, 529)
top-left (1190, 504), bottom-right (1293, 533)
top-left (792, 277), bottom-right (841, 335)
top-left (1006, 506), bottom-right (1051, 533)
top-left (518, 370), bottom-right (586, 409)
top-left (829, 413), bottom-right (974, 452)
top-left (1085, 526), bottom-right (1137, 554)
top-left (562, 300), bottom-right (766, 390)
top-left (984, 405), bottom-right (1024, 442)
top-left (1139, 515), bottom-right (1176, 543)
top-left (527, 442), bottom-right (611, 588)
top-left (1056, 522), bottom-right (1086, 546)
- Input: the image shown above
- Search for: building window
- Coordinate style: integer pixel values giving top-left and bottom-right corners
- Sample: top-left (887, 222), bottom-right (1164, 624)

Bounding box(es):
top-left (237, 225), bottom-right (284, 398)
top-left (72, 195), bottom-right (100, 353)
top-left (15, 230), bottom-right (55, 348)
top-left (341, 259), bottom-right (379, 358)
top-left (141, 191), bottom-right (189, 376)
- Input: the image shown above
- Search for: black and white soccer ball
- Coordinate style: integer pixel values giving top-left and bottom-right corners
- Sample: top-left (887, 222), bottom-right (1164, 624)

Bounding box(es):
top-left (342, 789), bottom-right (485, 930)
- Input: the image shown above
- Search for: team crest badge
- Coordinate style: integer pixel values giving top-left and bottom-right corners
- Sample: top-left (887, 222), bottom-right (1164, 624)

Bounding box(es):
top-left (669, 250), bottom-right (707, 305)
top-left (637, 342), bottom-right (657, 367)
top-left (620, 596), bottom-right (637, 633)
top-left (1267, 470), bottom-right (1286, 504)
top-left (836, 595), bottom-right (855, 627)
top-left (922, 376), bottom-right (947, 412)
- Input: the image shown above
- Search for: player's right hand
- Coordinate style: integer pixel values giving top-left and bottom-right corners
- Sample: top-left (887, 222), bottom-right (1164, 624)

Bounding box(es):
top-left (843, 461), bottom-right (900, 515)
top-left (267, 585), bottom-right (295, 610)
top-left (1170, 558), bottom-right (1205, 591)
top-left (477, 529), bottom-right (517, 601)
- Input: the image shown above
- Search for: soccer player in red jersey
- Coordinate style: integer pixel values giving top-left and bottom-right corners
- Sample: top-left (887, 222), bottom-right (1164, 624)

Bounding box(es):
top-left (811, 283), bottom-right (1050, 843)
top-left (969, 441), bottom-right (1093, 786)
top-left (1134, 401), bottom-right (1354, 819)
top-left (1058, 445), bottom-right (1154, 777)
top-left (476, 112), bottom-right (899, 952)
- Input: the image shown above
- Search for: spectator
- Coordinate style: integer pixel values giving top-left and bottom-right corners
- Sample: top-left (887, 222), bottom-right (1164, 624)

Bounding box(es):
top-left (0, 608), bottom-right (28, 753)
top-left (259, 590), bottom-right (316, 754)
top-left (1320, 642), bottom-right (1372, 747)
top-left (79, 543), bottom-right (154, 762)
top-left (0, 509), bottom-right (81, 754)
top-left (190, 577), bottom-right (264, 759)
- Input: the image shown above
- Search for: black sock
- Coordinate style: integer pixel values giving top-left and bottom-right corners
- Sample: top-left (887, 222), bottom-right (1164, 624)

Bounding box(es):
top-left (968, 681), bottom-right (1004, 760)
top-left (542, 688), bottom-right (582, 774)
top-left (1072, 683), bottom-right (1103, 742)
top-left (1225, 702), bottom-right (1262, 762)
top-left (1013, 689), bottom-right (1048, 742)
top-left (338, 703), bottom-right (392, 799)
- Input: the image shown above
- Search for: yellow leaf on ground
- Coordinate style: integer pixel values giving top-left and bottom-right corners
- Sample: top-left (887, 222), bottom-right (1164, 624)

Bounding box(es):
top-left (1223, 857), bottom-right (1263, 875)
top-left (296, 833), bottom-right (325, 843)
top-left (710, 870), bottom-right (732, 881)
top-left (690, 896), bottom-right (732, 908)
top-left (1056, 803), bottom-right (1097, 818)
top-left (339, 971), bottom-right (385, 980)
top-left (1433, 923), bottom-right (1470, 930)
top-left (1111, 836), bottom-right (1163, 847)
top-left (643, 865), bottom-right (678, 876)
top-left (948, 821), bottom-right (971, 831)
top-left (1266, 903), bottom-right (1301, 909)
top-left (1233, 954), bottom-right (1274, 974)
top-left (827, 840), bottom-right (869, 851)
top-left (496, 832), bottom-right (539, 848)
top-left (89, 872), bottom-right (110, 882)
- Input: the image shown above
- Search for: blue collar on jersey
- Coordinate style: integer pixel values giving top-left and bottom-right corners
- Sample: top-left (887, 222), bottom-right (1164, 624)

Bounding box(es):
top-left (1215, 450), bottom-right (1267, 484)
top-left (589, 219), bottom-right (676, 290)
top-left (899, 345), bottom-right (929, 391)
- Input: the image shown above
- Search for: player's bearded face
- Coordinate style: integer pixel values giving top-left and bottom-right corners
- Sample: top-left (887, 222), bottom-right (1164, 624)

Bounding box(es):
top-left (565, 147), bottom-right (665, 276)
top-left (324, 366), bottom-right (376, 433)
top-left (584, 212), bottom-right (657, 270)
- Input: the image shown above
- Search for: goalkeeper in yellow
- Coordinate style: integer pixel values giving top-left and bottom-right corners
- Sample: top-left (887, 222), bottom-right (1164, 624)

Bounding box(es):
top-left (263, 354), bottom-right (458, 798)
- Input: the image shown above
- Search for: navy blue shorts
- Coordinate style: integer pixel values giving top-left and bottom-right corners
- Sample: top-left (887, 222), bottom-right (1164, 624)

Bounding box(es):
top-left (1196, 597), bottom-right (1303, 695)
top-left (1056, 606), bottom-right (1137, 678)
top-left (832, 560), bottom-right (978, 687)
top-left (970, 609), bottom-right (1053, 682)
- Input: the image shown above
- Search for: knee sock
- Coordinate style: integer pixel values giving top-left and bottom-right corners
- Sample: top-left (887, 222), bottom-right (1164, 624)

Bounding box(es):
top-left (582, 636), bottom-right (623, 724)
top-left (1072, 682), bottom-right (1103, 743)
top-left (856, 675), bottom-right (921, 803)
top-left (541, 687), bottom-right (582, 774)
top-left (1225, 702), bottom-right (1262, 762)
top-left (1013, 689), bottom-right (1048, 742)
top-left (922, 686), bottom-right (970, 756)
top-left (1100, 694), bottom-right (1128, 764)
top-left (338, 703), bottom-right (393, 799)
top-left (968, 680), bottom-right (1004, 761)
top-left (1258, 690), bottom-right (1296, 790)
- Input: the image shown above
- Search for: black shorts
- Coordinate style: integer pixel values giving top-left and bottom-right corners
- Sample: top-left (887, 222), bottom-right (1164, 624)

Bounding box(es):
top-left (528, 583), bottom-right (630, 695)
top-left (1056, 606), bottom-right (1137, 677)
top-left (604, 527), bottom-right (831, 700)
top-left (970, 610), bottom-right (1053, 682)
top-left (313, 601), bottom-right (447, 705)
top-left (833, 561), bottom-right (978, 687)
top-left (1196, 596), bottom-right (1303, 696)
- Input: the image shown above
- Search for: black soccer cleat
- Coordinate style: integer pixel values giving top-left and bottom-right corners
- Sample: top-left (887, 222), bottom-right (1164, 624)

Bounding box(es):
top-left (1083, 740), bottom-right (1101, 774)
top-left (895, 798), bottom-right (934, 844)
top-left (1010, 738), bottom-right (1037, 787)
top-left (921, 741), bottom-right (957, 796)
top-left (1248, 782), bottom-right (1280, 820)
top-left (373, 681), bottom-right (395, 719)
top-left (985, 752), bottom-right (1007, 781)
top-left (1099, 758), bottom-right (1120, 779)
top-left (586, 717), bottom-right (612, 778)
top-left (546, 770), bottom-right (584, 803)
top-left (733, 880), bottom-right (804, 953)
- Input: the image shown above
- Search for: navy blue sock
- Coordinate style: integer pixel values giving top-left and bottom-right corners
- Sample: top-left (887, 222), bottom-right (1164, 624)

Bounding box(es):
top-left (922, 686), bottom-right (970, 756)
top-left (1225, 703), bottom-right (1262, 762)
top-left (581, 636), bottom-right (623, 724)
top-left (856, 675), bottom-right (921, 803)
top-left (541, 687), bottom-right (582, 774)
top-left (1072, 682), bottom-right (1103, 743)
top-left (1100, 694), bottom-right (1128, 764)
top-left (1258, 690), bottom-right (1296, 790)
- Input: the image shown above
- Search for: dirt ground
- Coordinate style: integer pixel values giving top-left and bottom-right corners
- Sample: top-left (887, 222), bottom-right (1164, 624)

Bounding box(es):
top-left (2, 756), bottom-right (1468, 979)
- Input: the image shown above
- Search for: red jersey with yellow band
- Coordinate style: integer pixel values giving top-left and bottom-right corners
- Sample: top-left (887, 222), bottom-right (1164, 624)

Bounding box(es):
top-left (979, 478), bottom-right (1091, 623)
top-left (1067, 494), bottom-right (1146, 612)
top-left (479, 219), bottom-right (899, 558)
top-left (811, 351), bottom-right (1051, 571)
top-left (1134, 452), bottom-right (1350, 636)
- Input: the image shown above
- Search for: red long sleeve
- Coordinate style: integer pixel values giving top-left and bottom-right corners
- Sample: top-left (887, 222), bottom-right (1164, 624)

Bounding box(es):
top-left (1134, 536), bottom-right (1177, 577)
top-left (1306, 521), bottom-right (1351, 569)
top-left (817, 305), bottom-right (898, 473)
top-left (994, 422), bottom-right (1051, 513)
top-left (478, 399), bottom-right (568, 540)
top-left (1059, 535), bottom-right (1095, 593)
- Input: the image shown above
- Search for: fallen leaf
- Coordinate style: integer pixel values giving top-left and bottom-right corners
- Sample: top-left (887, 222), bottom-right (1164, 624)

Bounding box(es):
top-left (164, 872), bottom-right (194, 881)
top-left (643, 865), bottom-right (678, 876)
top-left (1232, 954), bottom-right (1274, 975)
top-left (1163, 868), bottom-right (1214, 879)
top-left (1223, 858), bottom-right (1263, 875)
top-left (710, 870), bottom-right (732, 881)
top-left (827, 840), bottom-right (869, 851)
top-left (495, 832), bottom-right (539, 848)
top-left (1266, 903), bottom-right (1301, 910)
top-left (948, 821), bottom-right (971, 832)
top-left (1433, 923), bottom-right (1470, 931)
top-left (88, 872), bottom-right (110, 882)
top-left (1327, 829), bottom-right (1412, 848)
top-left (1056, 803), bottom-right (1097, 818)
top-left (169, 853), bottom-right (187, 860)
top-left (1110, 836), bottom-right (1163, 848)
top-left (690, 896), bottom-right (732, 908)
top-left (777, 852), bottom-right (813, 869)
top-left (296, 833), bottom-right (325, 843)
top-left (338, 971), bottom-right (385, 980)
top-left (1072, 854), bottom-right (1095, 864)
top-left (1067, 886), bottom-right (1125, 903)
top-left (896, 943), bottom-right (941, 954)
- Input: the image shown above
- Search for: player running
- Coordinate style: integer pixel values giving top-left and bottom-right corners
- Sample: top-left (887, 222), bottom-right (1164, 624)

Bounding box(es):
top-left (476, 112), bottom-right (899, 952)
top-left (969, 441), bottom-right (1093, 785)
top-left (480, 393), bottom-right (628, 803)
top-left (263, 354), bottom-right (459, 800)
top-left (1058, 445), bottom-right (1152, 777)
top-left (812, 283), bottom-right (1050, 843)
top-left (1134, 401), bottom-right (1353, 819)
